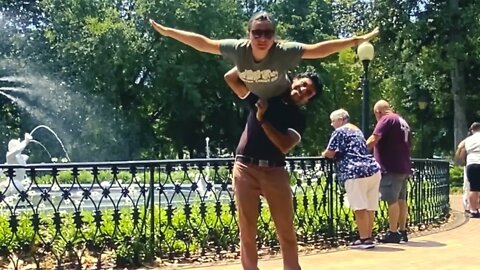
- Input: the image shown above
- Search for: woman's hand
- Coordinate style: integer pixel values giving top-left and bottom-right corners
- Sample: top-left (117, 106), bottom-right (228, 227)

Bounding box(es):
top-left (148, 19), bottom-right (221, 55)
top-left (149, 19), bottom-right (169, 36)
top-left (355, 27), bottom-right (380, 45)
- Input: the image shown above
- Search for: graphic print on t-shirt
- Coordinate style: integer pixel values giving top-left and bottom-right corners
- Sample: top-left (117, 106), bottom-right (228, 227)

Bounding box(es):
top-left (399, 117), bottom-right (410, 143)
top-left (239, 69), bottom-right (279, 83)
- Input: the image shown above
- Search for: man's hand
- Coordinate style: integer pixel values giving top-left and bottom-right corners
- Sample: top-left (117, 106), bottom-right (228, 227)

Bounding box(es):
top-left (256, 99), bottom-right (268, 122)
top-left (149, 19), bottom-right (169, 36)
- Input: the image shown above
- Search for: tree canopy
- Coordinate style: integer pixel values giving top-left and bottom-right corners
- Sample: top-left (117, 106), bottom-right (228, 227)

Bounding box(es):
top-left (0, 0), bottom-right (478, 161)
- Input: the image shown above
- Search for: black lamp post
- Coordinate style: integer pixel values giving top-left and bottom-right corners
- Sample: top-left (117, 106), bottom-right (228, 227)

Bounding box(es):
top-left (357, 42), bottom-right (375, 135)
top-left (417, 95), bottom-right (429, 157)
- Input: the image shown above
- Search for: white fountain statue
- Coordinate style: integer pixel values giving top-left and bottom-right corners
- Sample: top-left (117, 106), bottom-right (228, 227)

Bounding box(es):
top-left (195, 137), bottom-right (210, 195)
top-left (1, 132), bottom-right (32, 196)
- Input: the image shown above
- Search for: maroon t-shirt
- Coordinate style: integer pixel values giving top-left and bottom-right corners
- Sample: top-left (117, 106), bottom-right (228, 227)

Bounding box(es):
top-left (373, 113), bottom-right (412, 174)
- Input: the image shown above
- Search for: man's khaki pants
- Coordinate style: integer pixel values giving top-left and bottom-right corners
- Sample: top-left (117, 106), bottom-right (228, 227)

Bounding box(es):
top-left (233, 161), bottom-right (300, 270)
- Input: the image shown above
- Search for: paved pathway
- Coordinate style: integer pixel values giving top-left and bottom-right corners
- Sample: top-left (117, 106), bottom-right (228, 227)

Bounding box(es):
top-left (162, 196), bottom-right (479, 270)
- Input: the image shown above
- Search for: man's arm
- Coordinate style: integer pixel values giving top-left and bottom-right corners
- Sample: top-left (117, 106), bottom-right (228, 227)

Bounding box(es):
top-left (454, 139), bottom-right (467, 165)
top-left (366, 134), bottom-right (381, 150)
top-left (302, 27), bottom-right (379, 59)
top-left (256, 100), bottom-right (300, 154)
top-left (224, 67), bottom-right (249, 98)
top-left (150, 19), bottom-right (222, 55)
top-left (366, 117), bottom-right (390, 150)
top-left (261, 123), bottom-right (301, 154)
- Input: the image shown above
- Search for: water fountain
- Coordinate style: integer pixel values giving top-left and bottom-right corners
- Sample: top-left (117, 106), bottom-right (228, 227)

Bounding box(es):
top-left (0, 130), bottom-right (232, 213)
top-left (0, 86), bottom-right (29, 93)
top-left (30, 139), bottom-right (53, 161)
top-left (0, 72), bottom-right (228, 211)
top-left (0, 89), bottom-right (19, 103)
top-left (1, 133), bottom-right (32, 196)
top-left (0, 127), bottom-right (65, 193)
top-left (195, 137), bottom-right (210, 194)
top-left (30, 125), bottom-right (71, 162)
top-left (0, 77), bottom-right (58, 128)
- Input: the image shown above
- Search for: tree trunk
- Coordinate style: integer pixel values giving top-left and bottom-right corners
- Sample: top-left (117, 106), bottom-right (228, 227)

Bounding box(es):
top-left (451, 62), bottom-right (467, 147)
top-left (449, 0), bottom-right (467, 148)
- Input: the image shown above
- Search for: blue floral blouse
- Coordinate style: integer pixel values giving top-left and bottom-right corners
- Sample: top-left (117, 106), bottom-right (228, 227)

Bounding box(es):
top-left (326, 126), bottom-right (380, 183)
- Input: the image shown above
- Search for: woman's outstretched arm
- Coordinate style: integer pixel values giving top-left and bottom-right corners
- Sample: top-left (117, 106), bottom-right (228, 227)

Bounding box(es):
top-left (302, 27), bottom-right (379, 59)
top-left (150, 19), bottom-right (222, 55)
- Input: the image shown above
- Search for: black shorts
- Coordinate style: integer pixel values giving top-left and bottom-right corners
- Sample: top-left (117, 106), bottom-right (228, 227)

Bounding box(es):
top-left (466, 164), bottom-right (480, 192)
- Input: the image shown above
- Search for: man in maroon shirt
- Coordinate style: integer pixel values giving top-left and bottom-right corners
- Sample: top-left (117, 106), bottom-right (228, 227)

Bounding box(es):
top-left (366, 100), bottom-right (412, 243)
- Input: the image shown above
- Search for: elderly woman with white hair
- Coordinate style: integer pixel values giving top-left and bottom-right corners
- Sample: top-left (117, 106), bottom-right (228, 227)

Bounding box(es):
top-left (321, 109), bottom-right (381, 249)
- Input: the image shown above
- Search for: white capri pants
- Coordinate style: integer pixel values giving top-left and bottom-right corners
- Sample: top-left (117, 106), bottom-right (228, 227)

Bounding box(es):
top-left (344, 171), bottom-right (382, 211)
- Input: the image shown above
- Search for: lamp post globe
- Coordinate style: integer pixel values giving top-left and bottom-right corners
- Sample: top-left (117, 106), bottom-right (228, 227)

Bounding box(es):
top-left (357, 42), bottom-right (375, 62)
top-left (357, 42), bottom-right (375, 135)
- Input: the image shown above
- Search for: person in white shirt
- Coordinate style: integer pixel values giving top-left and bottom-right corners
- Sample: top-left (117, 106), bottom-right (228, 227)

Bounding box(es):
top-left (460, 130), bottom-right (473, 212)
top-left (456, 122), bottom-right (480, 218)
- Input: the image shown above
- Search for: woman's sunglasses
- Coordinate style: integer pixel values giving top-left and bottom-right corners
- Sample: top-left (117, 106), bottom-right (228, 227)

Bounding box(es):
top-left (251, 29), bottom-right (275, 39)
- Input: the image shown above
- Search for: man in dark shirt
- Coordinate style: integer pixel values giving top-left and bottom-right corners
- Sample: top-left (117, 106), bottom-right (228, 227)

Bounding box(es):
top-left (366, 100), bottom-right (412, 244)
top-left (224, 68), bottom-right (322, 270)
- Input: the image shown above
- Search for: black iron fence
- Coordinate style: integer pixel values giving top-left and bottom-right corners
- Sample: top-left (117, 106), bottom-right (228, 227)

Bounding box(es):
top-left (0, 157), bottom-right (449, 269)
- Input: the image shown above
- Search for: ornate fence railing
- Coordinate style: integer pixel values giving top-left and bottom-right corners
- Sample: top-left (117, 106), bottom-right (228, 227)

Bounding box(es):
top-left (0, 157), bottom-right (449, 269)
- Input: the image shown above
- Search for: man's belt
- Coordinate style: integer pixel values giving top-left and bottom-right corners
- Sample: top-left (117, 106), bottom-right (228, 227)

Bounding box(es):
top-left (235, 155), bottom-right (286, 167)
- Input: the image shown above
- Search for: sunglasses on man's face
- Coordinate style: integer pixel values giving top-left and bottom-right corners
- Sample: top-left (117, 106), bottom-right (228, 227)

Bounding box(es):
top-left (251, 29), bottom-right (275, 39)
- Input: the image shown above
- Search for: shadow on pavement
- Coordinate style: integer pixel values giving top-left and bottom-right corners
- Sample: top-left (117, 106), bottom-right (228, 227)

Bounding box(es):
top-left (352, 246), bottom-right (404, 252)
top-left (403, 240), bottom-right (446, 248)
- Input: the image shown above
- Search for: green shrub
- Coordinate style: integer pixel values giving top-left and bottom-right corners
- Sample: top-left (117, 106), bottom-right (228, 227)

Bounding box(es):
top-left (450, 165), bottom-right (464, 187)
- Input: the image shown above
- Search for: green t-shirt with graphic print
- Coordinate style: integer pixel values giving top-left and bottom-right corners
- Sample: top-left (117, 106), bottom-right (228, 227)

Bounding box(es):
top-left (220, 39), bottom-right (304, 99)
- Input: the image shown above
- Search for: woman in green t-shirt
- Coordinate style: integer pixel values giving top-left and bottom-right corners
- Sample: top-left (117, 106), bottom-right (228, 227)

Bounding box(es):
top-left (150, 11), bottom-right (378, 99)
